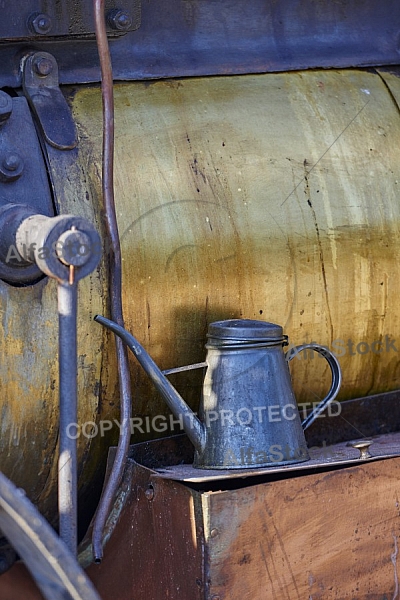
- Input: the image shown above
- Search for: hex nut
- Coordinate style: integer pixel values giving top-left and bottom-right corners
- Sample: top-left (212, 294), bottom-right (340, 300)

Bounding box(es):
top-left (33, 57), bottom-right (54, 77)
top-left (28, 13), bottom-right (52, 35)
top-left (107, 9), bottom-right (133, 31)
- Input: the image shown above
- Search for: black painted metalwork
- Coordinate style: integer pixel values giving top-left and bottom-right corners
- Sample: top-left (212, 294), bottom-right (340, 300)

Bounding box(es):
top-left (0, 0), bottom-right (140, 41)
top-left (0, 0), bottom-right (398, 87)
top-left (22, 52), bottom-right (77, 150)
top-left (0, 94), bottom-right (53, 212)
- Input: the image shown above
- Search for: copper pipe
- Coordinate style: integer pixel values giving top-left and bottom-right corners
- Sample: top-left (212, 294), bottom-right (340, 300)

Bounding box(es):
top-left (92, 0), bottom-right (132, 563)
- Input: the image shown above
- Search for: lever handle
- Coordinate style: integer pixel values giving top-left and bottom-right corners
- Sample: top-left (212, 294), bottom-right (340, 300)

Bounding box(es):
top-left (0, 203), bottom-right (101, 555)
top-left (0, 203), bottom-right (101, 284)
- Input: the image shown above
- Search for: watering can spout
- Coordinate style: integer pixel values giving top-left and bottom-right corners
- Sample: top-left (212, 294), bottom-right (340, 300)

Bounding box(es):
top-left (94, 315), bottom-right (206, 453)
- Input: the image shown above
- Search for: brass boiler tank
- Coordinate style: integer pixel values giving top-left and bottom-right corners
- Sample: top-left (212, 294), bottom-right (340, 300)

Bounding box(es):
top-left (2, 67), bottom-right (400, 524)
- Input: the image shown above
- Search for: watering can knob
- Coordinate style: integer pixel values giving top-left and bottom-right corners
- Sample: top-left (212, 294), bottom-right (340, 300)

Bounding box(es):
top-left (348, 439), bottom-right (374, 460)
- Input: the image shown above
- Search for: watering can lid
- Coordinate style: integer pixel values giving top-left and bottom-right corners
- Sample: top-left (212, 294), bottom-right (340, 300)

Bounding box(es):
top-left (207, 319), bottom-right (283, 341)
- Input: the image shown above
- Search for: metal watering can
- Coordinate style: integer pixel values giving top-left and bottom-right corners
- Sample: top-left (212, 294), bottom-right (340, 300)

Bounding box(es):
top-left (95, 317), bottom-right (341, 469)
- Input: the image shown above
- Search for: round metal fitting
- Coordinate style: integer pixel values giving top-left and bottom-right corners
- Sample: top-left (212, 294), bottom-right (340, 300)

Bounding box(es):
top-left (348, 439), bottom-right (374, 460)
top-left (210, 528), bottom-right (219, 538)
top-left (145, 486), bottom-right (154, 501)
top-left (207, 319), bottom-right (285, 347)
top-left (33, 56), bottom-right (53, 77)
top-left (0, 153), bottom-right (24, 182)
top-left (28, 13), bottom-right (52, 35)
top-left (0, 204), bottom-right (43, 284)
top-left (56, 229), bottom-right (92, 267)
top-left (0, 91), bottom-right (12, 124)
top-left (16, 214), bottom-right (101, 283)
top-left (107, 9), bottom-right (133, 31)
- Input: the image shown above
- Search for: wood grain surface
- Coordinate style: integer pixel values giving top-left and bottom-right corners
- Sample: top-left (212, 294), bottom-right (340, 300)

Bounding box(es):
top-left (206, 457), bottom-right (400, 599)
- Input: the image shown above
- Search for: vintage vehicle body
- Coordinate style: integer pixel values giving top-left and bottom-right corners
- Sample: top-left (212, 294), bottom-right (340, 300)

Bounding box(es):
top-left (0, 1), bottom-right (399, 598)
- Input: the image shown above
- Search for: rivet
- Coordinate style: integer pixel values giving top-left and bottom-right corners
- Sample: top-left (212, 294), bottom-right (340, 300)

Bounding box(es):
top-left (0, 152), bottom-right (24, 182)
top-left (210, 528), bottom-right (219, 538)
top-left (3, 154), bottom-right (21, 172)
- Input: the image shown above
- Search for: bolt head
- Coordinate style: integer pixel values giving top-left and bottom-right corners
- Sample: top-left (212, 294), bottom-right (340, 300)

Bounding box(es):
top-left (0, 153), bottom-right (24, 182)
top-left (29, 13), bottom-right (52, 35)
top-left (33, 57), bottom-right (53, 77)
top-left (108, 9), bottom-right (133, 31)
top-left (3, 154), bottom-right (21, 172)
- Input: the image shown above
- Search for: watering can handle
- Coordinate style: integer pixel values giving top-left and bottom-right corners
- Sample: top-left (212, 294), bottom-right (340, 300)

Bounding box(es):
top-left (285, 343), bottom-right (342, 431)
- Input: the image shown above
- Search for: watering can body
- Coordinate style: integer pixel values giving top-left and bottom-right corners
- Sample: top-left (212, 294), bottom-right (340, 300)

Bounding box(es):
top-left (196, 320), bottom-right (309, 468)
top-left (95, 316), bottom-right (342, 469)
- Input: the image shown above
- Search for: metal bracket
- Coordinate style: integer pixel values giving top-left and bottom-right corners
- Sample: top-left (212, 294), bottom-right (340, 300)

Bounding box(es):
top-left (22, 52), bottom-right (77, 151)
top-left (0, 90), bottom-right (53, 216)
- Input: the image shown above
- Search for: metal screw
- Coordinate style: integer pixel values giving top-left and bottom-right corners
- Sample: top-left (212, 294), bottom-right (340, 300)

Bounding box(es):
top-left (29, 13), bottom-right (52, 35)
top-left (33, 57), bottom-right (54, 77)
top-left (0, 91), bottom-right (12, 124)
top-left (107, 9), bottom-right (133, 31)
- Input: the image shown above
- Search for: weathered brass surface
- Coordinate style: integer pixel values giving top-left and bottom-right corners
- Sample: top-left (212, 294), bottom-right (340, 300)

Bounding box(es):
top-left (72, 69), bottom-right (400, 433)
top-left (1, 68), bottom-right (400, 524)
top-left (0, 133), bottom-right (117, 524)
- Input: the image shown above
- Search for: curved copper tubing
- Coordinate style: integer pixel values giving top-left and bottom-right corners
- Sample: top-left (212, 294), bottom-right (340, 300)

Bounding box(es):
top-left (92, 0), bottom-right (132, 563)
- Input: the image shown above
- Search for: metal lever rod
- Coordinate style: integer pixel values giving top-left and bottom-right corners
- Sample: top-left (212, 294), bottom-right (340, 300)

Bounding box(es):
top-left (0, 204), bottom-right (101, 555)
top-left (58, 280), bottom-right (78, 555)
